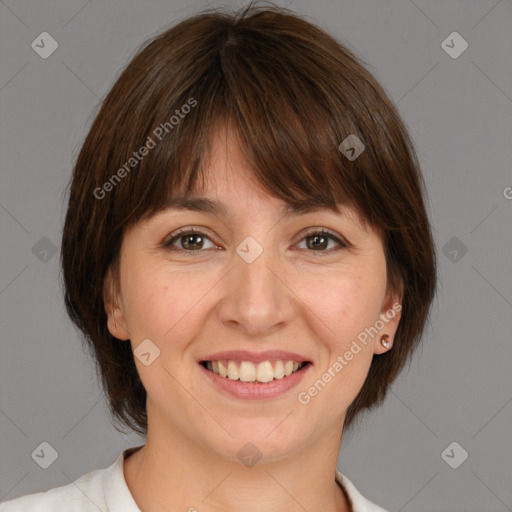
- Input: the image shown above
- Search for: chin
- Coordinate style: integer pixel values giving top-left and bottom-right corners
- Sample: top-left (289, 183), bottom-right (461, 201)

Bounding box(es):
top-left (208, 419), bottom-right (307, 464)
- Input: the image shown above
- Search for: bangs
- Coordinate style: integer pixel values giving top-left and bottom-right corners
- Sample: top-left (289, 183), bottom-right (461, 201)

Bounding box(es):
top-left (110, 16), bottom-right (379, 234)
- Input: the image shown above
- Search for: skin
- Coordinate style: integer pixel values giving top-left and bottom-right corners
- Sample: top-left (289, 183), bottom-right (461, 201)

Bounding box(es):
top-left (104, 121), bottom-right (402, 512)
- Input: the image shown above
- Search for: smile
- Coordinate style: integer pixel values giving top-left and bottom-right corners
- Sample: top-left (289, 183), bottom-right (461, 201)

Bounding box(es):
top-left (199, 357), bottom-right (311, 400)
top-left (198, 349), bottom-right (312, 399)
top-left (200, 359), bottom-right (310, 383)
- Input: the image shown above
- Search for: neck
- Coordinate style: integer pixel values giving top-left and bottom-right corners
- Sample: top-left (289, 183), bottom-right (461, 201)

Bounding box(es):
top-left (123, 422), bottom-right (352, 512)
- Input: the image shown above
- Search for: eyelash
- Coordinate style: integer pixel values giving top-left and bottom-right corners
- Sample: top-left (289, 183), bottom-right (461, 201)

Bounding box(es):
top-left (162, 227), bottom-right (348, 256)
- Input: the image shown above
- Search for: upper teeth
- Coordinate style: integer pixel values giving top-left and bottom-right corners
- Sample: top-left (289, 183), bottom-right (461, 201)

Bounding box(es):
top-left (206, 360), bottom-right (304, 383)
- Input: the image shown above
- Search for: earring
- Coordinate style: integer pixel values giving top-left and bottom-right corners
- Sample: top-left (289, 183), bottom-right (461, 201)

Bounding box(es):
top-left (381, 334), bottom-right (391, 349)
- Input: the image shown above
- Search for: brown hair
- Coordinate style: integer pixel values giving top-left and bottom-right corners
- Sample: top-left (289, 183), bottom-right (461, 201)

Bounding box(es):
top-left (60, 3), bottom-right (436, 436)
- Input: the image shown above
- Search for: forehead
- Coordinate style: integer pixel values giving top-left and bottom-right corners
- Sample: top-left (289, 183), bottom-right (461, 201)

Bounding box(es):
top-left (158, 124), bottom-right (360, 223)
top-left (156, 193), bottom-right (354, 220)
top-left (136, 120), bottom-right (373, 235)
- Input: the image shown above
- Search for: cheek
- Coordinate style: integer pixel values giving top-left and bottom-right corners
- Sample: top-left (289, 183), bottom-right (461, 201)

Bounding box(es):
top-left (304, 265), bottom-right (386, 343)
top-left (120, 266), bottom-right (200, 392)
top-left (120, 262), bottom-right (218, 364)
top-left (299, 263), bottom-right (386, 402)
top-left (120, 260), bottom-right (181, 340)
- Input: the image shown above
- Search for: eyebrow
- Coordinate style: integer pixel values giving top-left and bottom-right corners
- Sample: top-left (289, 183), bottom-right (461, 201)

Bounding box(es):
top-left (160, 195), bottom-right (342, 218)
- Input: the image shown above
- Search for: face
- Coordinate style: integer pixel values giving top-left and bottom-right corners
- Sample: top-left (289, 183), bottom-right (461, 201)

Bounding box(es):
top-left (105, 122), bottom-right (402, 463)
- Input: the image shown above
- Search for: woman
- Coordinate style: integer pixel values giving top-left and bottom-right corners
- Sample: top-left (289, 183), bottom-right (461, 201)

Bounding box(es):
top-left (0, 3), bottom-right (436, 511)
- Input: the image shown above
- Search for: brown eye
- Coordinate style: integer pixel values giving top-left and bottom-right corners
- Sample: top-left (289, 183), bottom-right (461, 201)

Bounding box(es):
top-left (305, 234), bottom-right (329, 250)
top-left (163, 228), bottom-right (215, 252)
top-left (162, 227), bottom-right (348, 256)
top-left (180, 233), bottom-right (205, 250)
top-left (297, 229), bottom-right (348, 255)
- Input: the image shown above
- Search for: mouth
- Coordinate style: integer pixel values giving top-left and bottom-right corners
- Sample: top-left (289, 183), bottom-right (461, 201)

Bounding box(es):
top-left (199, 359), bottom-right (311, 383)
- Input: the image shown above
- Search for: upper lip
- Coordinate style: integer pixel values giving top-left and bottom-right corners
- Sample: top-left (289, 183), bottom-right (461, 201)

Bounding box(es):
top-left (199, 350), bottom-right (310, 364)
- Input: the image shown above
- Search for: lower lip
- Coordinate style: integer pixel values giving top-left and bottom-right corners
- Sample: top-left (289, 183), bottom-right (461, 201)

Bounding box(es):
top-left (199, 363), bottom-right (310, 400)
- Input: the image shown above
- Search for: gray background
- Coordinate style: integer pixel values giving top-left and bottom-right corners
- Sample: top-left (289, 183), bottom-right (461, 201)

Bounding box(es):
top-left (1, 0), bottom-right (511, 510)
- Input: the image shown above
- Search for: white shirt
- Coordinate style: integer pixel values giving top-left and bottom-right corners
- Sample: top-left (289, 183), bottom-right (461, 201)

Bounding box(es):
top-left (0, 446), bottom-right (388, 512)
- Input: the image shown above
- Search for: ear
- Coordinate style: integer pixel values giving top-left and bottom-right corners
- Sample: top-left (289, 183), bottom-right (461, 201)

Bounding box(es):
top-left (103, 266), bottom-right (130, 341)
top-left (373, 283), bottom-right (403, 355)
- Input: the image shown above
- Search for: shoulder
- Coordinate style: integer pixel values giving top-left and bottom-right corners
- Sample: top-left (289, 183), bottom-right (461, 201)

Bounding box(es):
top-left (0, 466), bottom-right (107, 512)
top-left (0, 446), bottom-right (142, 512)
top-left (336, 470), bottom-right (389, 512)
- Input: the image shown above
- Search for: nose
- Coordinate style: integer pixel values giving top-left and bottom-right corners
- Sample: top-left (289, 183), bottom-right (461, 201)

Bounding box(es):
top-left (217, 237), bottom-right (295, 337)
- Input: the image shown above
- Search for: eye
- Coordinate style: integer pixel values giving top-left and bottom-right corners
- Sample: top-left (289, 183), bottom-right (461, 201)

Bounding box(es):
top-left (162, 227), bottom-right (348, 255)
top-left (296, 229), bottom-right (348, 255)
top-left (162, 227), bottom-right (217, 253)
